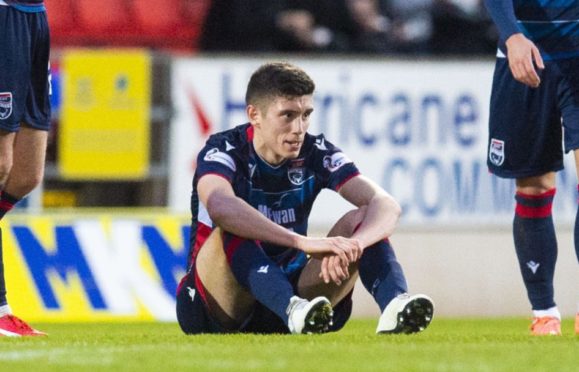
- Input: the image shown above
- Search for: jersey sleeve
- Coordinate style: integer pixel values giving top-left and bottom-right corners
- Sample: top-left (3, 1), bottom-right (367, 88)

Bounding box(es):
top-left (312, 135), bottom-right (360, 191)
top-left (195, 137), bottom-right (238, 183)
top-left (484, 0), bottom-right (520, 43)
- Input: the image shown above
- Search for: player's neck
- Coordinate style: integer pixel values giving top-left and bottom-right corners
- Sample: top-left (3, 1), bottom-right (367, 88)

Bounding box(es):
top-left (252, 138), bottom-right (286, 166)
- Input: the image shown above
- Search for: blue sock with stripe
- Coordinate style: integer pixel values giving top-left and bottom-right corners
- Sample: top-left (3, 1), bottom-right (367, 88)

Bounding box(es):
top-left (224, 233), bottom-right (295, 323)
top-left (513, 189), bottom-right (557, 310)
top-left (358, 239), bottom-right (408, 312)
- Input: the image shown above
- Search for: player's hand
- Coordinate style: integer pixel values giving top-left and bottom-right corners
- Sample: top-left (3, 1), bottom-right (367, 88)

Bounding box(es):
top-left (296, 236), bottom-right (363, 264)
top-left (505, 33), bottom-right (545, 88)
top-left (319, 254), bottom-right (350, 285)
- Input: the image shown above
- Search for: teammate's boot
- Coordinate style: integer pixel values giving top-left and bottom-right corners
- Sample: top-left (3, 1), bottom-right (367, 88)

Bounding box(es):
top-left (574, 313), bottom-right (579, 335)
top-left (0, 314), bottom-right (46, 337)
top-left (287, 296), bottom-right (333, 334)
top-left (530, 316), bottom-right (561, 336)
top-left (377, 293), bottom-right (434, 334)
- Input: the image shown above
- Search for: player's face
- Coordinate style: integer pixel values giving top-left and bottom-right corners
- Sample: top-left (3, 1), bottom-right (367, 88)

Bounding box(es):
top-left (249, 95), bottom-right (313, 165)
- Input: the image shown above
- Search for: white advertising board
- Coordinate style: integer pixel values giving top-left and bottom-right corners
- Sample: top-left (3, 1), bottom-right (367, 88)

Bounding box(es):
top-left (170, 58), bottom-right (577, 228)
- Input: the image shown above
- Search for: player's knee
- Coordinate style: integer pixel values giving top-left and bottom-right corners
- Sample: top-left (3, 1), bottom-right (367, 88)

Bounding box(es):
top-left (12, 172), bottom-right (43, 196)
top-left (329, 206), bottom-right (367, 237)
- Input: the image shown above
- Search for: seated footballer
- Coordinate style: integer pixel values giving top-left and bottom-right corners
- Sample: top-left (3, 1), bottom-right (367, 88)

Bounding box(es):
top-left (176, 62), bottom-right (434, 334)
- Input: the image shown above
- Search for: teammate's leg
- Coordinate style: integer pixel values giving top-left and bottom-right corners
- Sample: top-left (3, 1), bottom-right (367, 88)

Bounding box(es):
top-left (0, 132), bottom-right (15, 315)
top-left (514, 173), bottom-right (561, 335)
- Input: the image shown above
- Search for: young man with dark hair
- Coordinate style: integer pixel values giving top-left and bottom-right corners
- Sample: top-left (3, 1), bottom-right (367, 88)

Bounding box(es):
top-left (176, 62), bottom-right (434, 334)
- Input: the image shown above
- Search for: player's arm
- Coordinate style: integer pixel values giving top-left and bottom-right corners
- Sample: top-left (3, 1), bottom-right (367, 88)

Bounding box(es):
top-left (338, 175), bottom-right (401, 250)
top-left (197, 174), bottom-right (357, 262)
top-left (484, 0), bottom-right (544, 87)
top-left (318, 175), bottom-right (400, 285)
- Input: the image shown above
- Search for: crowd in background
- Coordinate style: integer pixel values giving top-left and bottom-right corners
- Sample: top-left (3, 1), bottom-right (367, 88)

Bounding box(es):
top-left (200, 0), bottom-right (497, 55)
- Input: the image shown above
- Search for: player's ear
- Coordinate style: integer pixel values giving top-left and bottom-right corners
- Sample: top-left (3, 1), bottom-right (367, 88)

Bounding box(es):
top-left (247, 104), bottom-right (260, 127)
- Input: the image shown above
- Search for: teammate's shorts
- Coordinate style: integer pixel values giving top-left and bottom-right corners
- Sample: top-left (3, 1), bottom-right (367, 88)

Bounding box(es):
top-left (176, 265), bottom-right (353, 335)
top-left (0, 5), bottom-right (51, 132)
top-left (487, 57), bottom-right (579, 178)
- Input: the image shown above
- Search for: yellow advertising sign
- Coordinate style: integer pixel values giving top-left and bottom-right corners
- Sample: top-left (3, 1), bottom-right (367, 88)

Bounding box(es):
top-left (2, 213), bottom-right (189, 322)
top-left (59, 49), bottom-right (151, 179)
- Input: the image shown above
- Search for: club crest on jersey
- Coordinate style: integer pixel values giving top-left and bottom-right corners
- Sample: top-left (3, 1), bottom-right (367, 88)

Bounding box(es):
top-left (489, 138), bottom-right (505, 166)
top-left (0, 92), bottom-right (13, 120)
top-left (323, 152), bottom-right (351, 172)
top-left (288, 167), bottom-right (305, 185)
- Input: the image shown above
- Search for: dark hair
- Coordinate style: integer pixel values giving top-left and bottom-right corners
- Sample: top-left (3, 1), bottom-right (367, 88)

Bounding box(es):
top-left (245, 62), bottom-right (315, 108)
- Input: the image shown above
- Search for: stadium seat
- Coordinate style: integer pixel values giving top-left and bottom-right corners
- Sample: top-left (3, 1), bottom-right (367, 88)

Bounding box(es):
top-left (76, 0), bottom-right (132, 33)
top-left (133, 0), bottom-right (182, 33)
top-left (132, 0), bottom-right (212, 50)
top-left (45, 0), bottom-right (77, 36)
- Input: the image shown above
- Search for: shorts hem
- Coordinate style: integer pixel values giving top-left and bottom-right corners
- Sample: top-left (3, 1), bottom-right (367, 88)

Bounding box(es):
top-left (488, 163), bottom-right (564, 179)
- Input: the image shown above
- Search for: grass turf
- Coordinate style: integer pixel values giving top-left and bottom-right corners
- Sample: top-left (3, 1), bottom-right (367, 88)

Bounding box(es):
top-left (0, 318), bottom-right (577, 371)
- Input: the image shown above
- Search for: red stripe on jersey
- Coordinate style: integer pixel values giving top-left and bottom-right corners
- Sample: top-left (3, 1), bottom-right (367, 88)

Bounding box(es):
top-left (191, 222), bottom-right (212, 263)
top-left (246, 125), bottom-right (254, 141)
top-left (335, 171), bottom-right (360, 191)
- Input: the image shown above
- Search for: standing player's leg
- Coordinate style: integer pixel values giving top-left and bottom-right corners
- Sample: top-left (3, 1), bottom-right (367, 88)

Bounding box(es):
top-left (298, 207), bottom-right (433, 334)
top-left (513, 173), bottom-right (561, 335)
top-left (0, 127), bottom-right (48, 337)
top-left (0, 5), bottom-right (51, 336)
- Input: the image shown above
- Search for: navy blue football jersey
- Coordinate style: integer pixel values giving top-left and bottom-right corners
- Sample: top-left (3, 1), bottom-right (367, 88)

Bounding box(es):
top-left (487, 0), bottom-right (579, 60)
top-left (189, 123), bottom-right (360, 273)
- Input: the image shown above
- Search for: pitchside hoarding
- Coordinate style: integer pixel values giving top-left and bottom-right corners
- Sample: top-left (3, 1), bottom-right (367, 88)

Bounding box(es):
top-left (3, 215), bottom-right (188, 322)
top-left (169, 58), bottom-right (577, 228)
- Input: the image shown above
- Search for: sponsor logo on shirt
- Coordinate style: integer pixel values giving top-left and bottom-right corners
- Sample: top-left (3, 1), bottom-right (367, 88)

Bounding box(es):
top-left (323, 152), bottom-right (352, 172)
top-left (203, 148), bottom-right (236, 171)
top-left (257, 205), bottom-right (296, 224)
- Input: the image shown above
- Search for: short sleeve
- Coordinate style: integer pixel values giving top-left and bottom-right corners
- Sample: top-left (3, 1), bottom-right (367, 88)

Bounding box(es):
top-left (312, 135), bottom-right (360, 191)
top-left (195, 140), bottom-right (237, 183)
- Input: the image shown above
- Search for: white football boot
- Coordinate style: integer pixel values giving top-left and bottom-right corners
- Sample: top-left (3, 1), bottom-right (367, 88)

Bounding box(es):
top-left (376, 293), bottom-right (434, 334)
top-left (287, 296), bottom-right (333, 334)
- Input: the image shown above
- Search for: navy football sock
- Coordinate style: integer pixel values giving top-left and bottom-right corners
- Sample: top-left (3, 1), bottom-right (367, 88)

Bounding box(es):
top-left (513, 189), bottom-right (557, 310)
top-left (359, 239), bottom-right (408, 312)
top-left (224, 233), bottom-right (295, 323)
top-left (575, 185), bottom-right (579, 264)
top-left (0, 192), bottom-right (20, 220)
top-left (0, 228), bottom-right (6, 307)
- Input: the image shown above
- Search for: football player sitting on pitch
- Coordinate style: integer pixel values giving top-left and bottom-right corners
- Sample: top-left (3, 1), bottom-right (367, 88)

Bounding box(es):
top-left (176, 62), bottom-right (434, 334)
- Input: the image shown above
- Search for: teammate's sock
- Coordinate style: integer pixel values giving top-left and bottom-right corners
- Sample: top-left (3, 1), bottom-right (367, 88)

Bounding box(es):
top-left (358, 239), bottom-right (408, 312)
top-left (225, 233), bottom-right (295, 323)
top-left (0, 304), bottom-right (10, 317)
top-left (574, 185), bottom-right (579, 264)
top-left (533, 306), bottom-right (561, 319)
top-left (513, 189), bottom-right (557, 310)
top-left (0, 192), bottom-right (20, 220)
top-left (0, 228), bottom-right (7, 308)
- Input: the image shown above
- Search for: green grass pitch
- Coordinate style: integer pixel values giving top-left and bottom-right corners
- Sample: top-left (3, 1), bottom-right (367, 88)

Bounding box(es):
top-left (0, 318), bottom-right (577, 371)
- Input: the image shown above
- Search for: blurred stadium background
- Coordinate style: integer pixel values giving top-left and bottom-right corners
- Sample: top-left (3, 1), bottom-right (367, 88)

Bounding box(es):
top-left (4, 0), bottom-right (576, 324)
